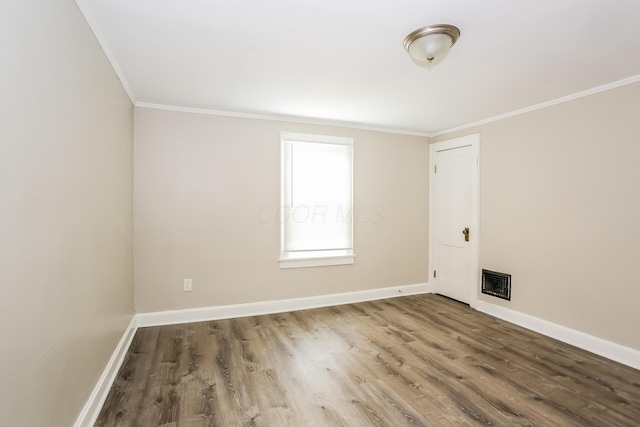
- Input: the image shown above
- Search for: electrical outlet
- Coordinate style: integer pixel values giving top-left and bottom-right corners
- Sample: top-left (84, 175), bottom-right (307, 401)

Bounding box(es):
top-left (183, 278), bottom-right (192, 292)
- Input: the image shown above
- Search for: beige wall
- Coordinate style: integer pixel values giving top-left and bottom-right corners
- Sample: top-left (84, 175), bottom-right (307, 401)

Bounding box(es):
top-left (0, 1), bottom-right (134, 425)
top-left (434, 81), bottom-right (640, 350)
top-left (134, 107), bottom-right (429, 312)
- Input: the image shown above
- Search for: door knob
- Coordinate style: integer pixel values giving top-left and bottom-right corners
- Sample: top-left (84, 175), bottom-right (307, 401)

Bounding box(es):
top-left (462, 227), bottom-right (469, 242)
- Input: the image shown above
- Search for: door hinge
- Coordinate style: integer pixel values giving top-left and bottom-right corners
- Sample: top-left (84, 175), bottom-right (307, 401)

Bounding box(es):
top-left (433, 270), bottom-right (437, 278)
top-left (434, 165), bottom-right (437, 173)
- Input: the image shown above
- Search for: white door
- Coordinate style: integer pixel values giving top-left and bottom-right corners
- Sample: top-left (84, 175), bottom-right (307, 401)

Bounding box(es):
top-left (430, 135), bottom-right (480, 304)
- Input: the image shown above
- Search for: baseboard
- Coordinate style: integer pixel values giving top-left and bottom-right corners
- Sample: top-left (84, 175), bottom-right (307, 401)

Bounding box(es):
top-left (137, 282), bottom-right (433, 327)
top-left (74, 316), bottom-right (138, 427)
top-left (474, 300), bottom-right (640, 371)
top-left (73, 286), bottom-right (637, 427)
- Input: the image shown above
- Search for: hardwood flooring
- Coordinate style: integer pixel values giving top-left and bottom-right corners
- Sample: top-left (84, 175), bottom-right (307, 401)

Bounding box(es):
top-left (95, 294), bottom-right (640, 426)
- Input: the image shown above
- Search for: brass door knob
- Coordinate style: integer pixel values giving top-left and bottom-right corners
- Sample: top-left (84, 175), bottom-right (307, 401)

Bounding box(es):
top-left (462, 227), bottom-right (470, 242)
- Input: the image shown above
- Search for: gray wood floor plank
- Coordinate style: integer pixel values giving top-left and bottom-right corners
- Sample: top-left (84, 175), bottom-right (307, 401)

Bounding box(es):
top-left (96, 294), bottom-right (640, 426)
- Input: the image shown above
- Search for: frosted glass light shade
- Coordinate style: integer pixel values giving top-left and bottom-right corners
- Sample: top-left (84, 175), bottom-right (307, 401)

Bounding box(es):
top-left (407, 33), bottom-right (454, 66)
top-left (404, 24), bottom-right (460, 68)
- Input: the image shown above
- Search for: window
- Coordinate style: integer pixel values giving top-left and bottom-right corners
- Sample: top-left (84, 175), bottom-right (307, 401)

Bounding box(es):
top-left (280, 132), bottom-right (354, 268)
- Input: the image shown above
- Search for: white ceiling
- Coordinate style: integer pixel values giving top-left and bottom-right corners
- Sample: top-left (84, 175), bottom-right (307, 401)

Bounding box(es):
top-left (79, 0), bottom-right (640, 135)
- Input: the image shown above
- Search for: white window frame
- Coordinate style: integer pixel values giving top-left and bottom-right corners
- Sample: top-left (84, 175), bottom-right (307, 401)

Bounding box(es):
top-left (279, 132), bottom-right (355, 269)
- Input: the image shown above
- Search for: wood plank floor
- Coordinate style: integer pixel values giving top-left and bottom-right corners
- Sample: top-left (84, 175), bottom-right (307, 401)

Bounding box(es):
top-left (95, 294), bottom-right (640, 426)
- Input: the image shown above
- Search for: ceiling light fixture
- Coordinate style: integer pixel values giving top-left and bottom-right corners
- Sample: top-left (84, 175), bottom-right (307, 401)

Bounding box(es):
top-left (403, 24), bottom-right (460, 68)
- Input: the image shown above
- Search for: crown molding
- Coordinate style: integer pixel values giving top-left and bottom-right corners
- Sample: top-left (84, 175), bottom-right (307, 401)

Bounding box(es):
top-left (75, 0), bottom-right (137, 103)
top-left (135, 102), bottom-right (431, 138)
top-left (432, 74), bottom-right (640, 137)
top-left (137, 73), bottom-right (640, 139)
top-left (75, 0), bottom-right (640, 141)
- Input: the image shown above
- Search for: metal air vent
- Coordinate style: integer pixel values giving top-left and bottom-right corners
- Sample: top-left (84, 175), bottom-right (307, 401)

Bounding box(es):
top-left (482, 269), bottom-right (511, 301)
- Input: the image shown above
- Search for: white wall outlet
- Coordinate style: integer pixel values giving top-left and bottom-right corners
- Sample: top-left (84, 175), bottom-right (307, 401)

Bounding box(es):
top-left (183, 278), bottom-right (192, 292)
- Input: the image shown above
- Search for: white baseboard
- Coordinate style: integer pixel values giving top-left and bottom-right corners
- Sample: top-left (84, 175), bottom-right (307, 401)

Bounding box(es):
top-left (73, 286), bottom-right (638, 427)
top-left (137, 282), bottom-right (433, 327)
top-left (74, 316), bottom-right (138, 427)
top-left (474, 300), bottom-right (640, 371)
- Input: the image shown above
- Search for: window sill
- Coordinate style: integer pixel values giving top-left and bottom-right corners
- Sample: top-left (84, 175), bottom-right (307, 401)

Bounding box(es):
top-left (279, 252), bottom-right (355, 269)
